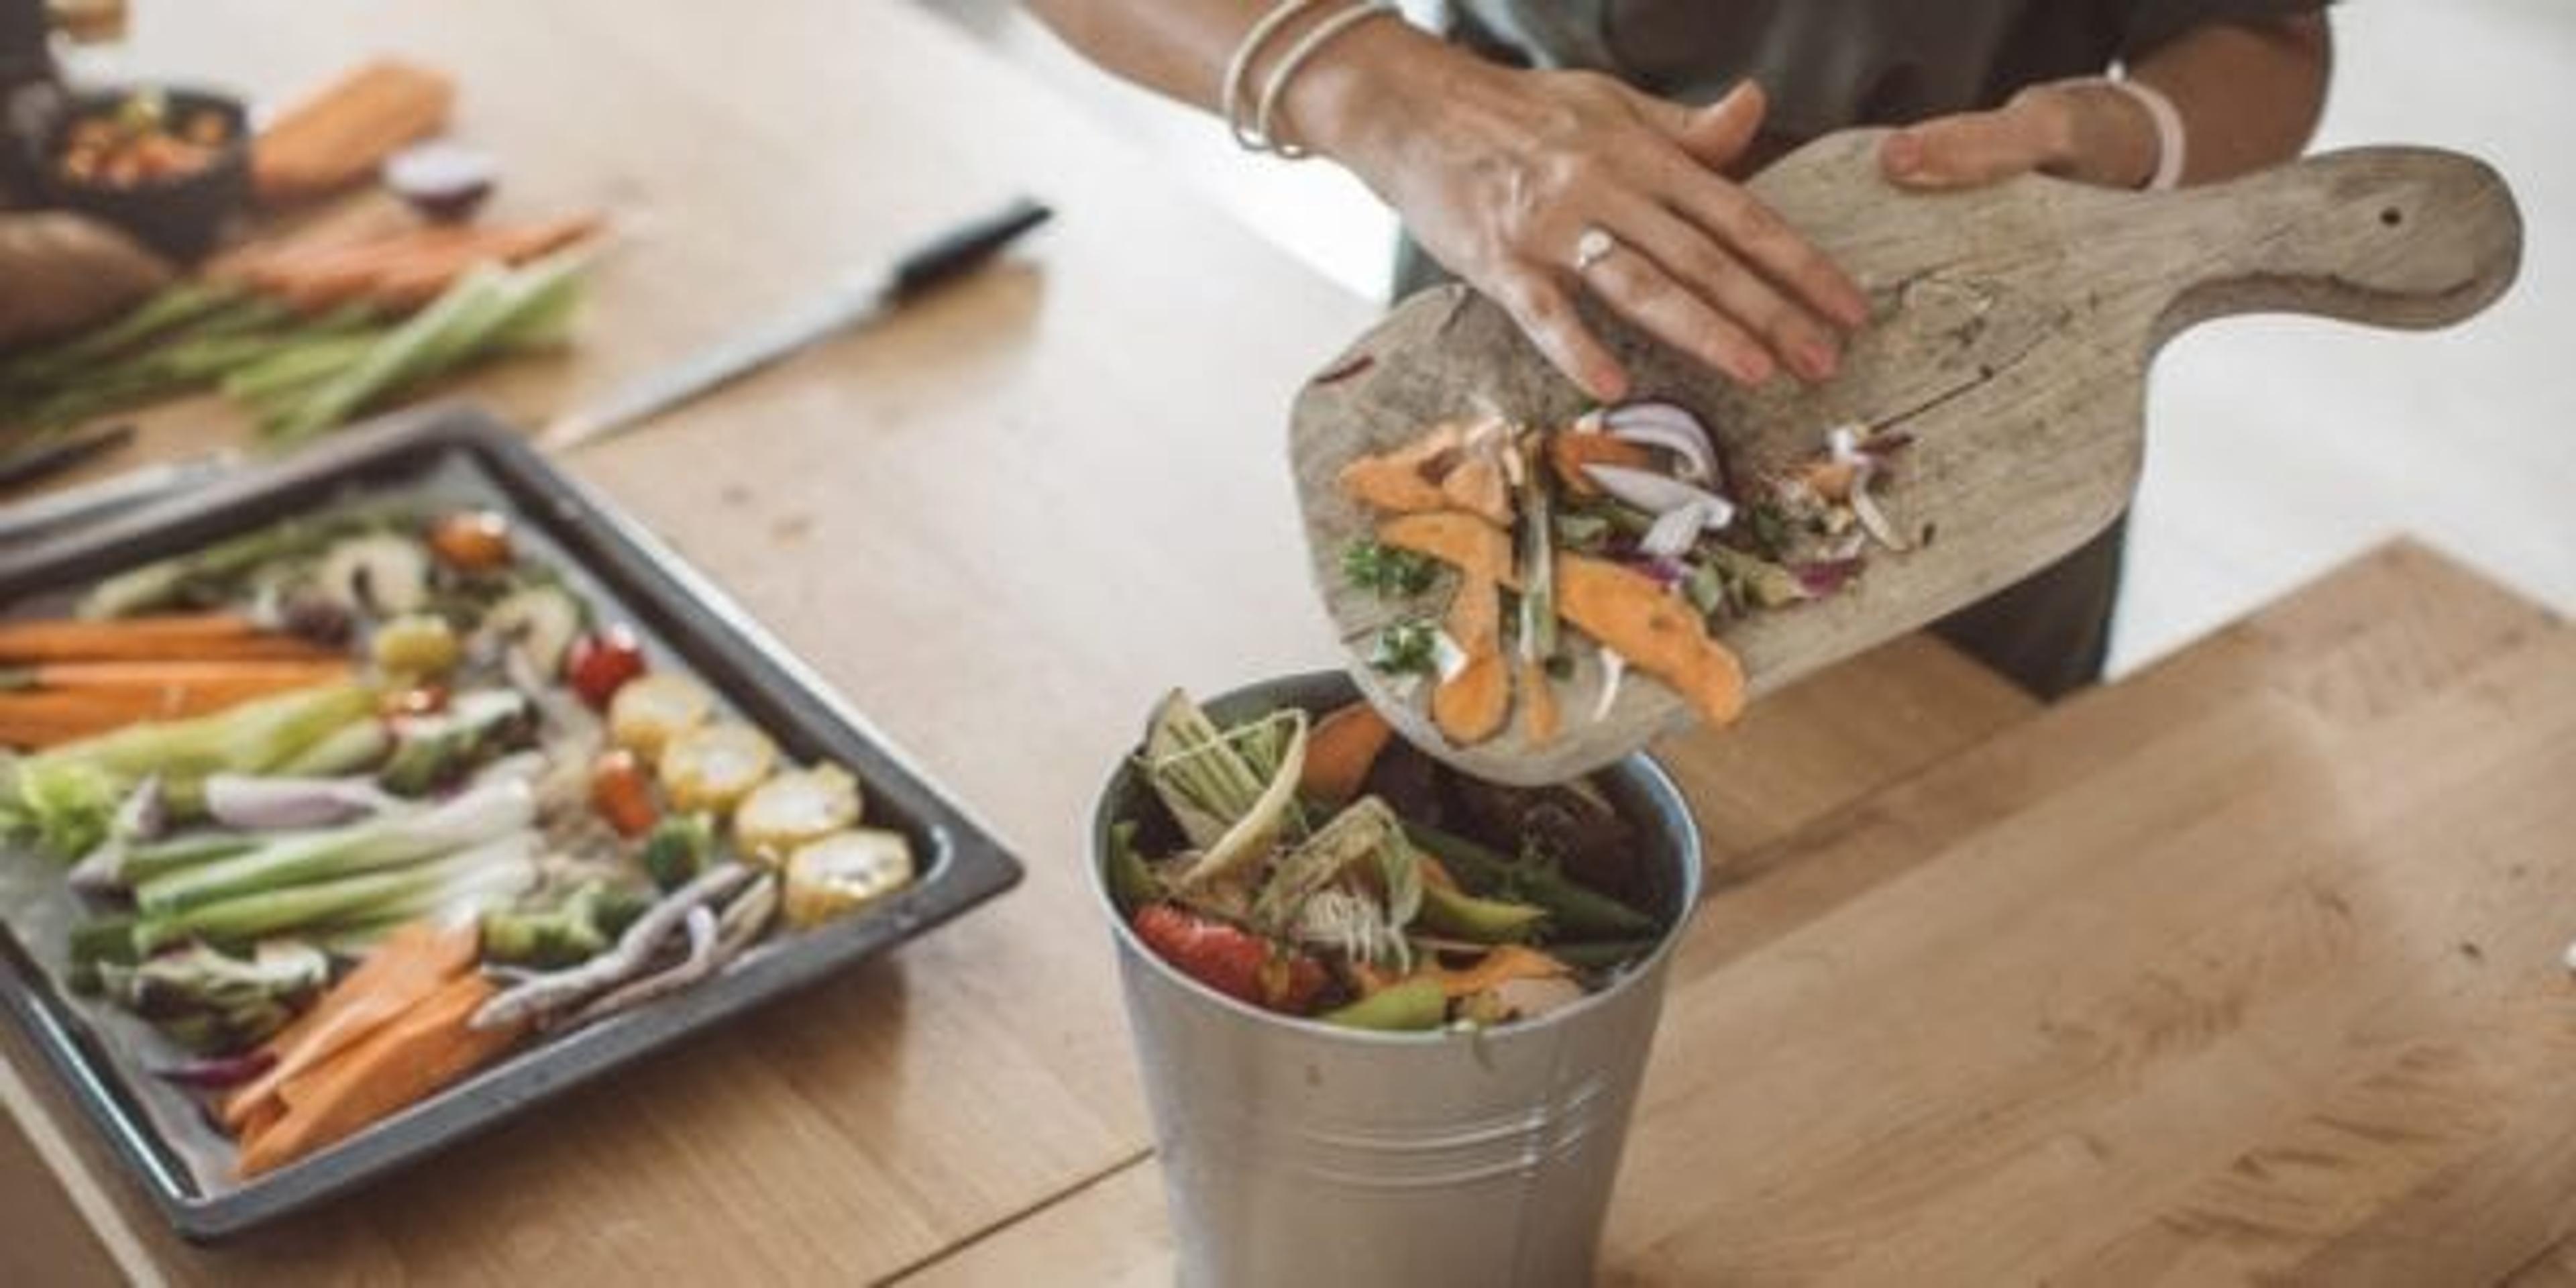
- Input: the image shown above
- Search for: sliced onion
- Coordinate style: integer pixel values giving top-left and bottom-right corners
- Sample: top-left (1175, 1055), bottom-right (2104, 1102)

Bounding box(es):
top-left (1640, 500), bottom-right (1725, 559)
top-left (1850, 484), bottom-right (1912, 551)
top-left (1606, 400), bottom-right (1711, 448)
top-left (1826, 422), bottom-right (1868, 464)
top-left (153, 1049), bottom-right (278, 1092)
top-left (1792, 558), bottom-right (1866, 596)
top-left (1608, 401), bottom-right (1720, 482)
top-left (1608, 402), bottom-right (1721, 486)
top-left (205, 773), bottom-right (397, 830)
top-left (1625, 555), bottom-right (1687, 588)
top-left (1432, 629), bottom-right (1471, 684)
top-left (1592, 649), bottom-right (1629, 724)
top-left (1586, 466), bottom-right (1736, 559)
top-left (1584, 464), bottom-right (1718, 517)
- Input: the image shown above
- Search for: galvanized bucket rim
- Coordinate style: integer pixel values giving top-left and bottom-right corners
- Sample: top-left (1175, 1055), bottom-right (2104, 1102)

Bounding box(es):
top-left (1089, 670), bottom-right (1705, 1048)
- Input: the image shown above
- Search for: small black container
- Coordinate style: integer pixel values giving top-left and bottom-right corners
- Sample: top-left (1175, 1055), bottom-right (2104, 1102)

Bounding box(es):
top-left (23, 85), bottom-right (249, 261)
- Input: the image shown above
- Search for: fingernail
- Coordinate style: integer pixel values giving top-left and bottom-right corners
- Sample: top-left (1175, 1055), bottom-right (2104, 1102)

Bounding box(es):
top-left (1790, 338), bottom-right (1838, 382)
top-left (1883, 132), bottom-right (1921, 176)
top-left (1733, 350), bottom-right (1776, 387)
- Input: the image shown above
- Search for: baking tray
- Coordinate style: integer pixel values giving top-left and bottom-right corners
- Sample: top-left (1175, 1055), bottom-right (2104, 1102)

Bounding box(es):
top-left (0, 405), bottom-right (1024, 1238)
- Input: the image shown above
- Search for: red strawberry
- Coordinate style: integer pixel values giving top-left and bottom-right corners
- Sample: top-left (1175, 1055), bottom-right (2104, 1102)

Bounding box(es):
top-left (1131, 904), bottom-right (1326, 1014)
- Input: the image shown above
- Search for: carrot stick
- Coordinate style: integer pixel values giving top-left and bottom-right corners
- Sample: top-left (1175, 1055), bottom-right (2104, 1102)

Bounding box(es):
top-left (235, 971), bottom-right (520, 1178)
top-left (248, 214), bottom-right (604, 313)
top-left (0, 688), bottom-right (310, 747)
top-left (205, 199), bottom-right (422, 283)
top-left (1299, 702), bottom-right (1394, 805)
top-left (221, 922), bottom-right (478, 1132)
top-left (364, 214), bottom-right (604, 310)
top-left (0, 615), bottom-right (337, 665)
top-left (12, 659), bottom-right (351, 692)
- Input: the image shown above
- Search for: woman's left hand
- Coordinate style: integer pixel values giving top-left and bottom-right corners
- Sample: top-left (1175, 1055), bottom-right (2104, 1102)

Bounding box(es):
top-left (1878, 80), bottom-right (2163, 191)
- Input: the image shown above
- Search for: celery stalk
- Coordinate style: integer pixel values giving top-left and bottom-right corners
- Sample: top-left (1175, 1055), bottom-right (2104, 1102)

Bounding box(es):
top-left (135, 778), bottom-right (535, 916)
top-left (0, 683), bottom-right (375, 857)
top-left (133, 831), bottom-right (540, 953)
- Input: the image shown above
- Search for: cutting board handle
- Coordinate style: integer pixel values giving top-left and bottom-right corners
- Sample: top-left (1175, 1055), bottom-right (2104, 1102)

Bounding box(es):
top-left (2141, 146), bottom-right (2523, 347)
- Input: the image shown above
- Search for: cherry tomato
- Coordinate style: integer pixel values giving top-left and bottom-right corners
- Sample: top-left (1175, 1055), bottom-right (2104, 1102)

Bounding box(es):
top-left (428, 509), bottom-right (514, 572)
top-left (590, 749), bottom-right (659, 839)
top-left (1130, 904), bottom-right (1328, 1014)
top-left (565, 627), bottom-right (647, 709)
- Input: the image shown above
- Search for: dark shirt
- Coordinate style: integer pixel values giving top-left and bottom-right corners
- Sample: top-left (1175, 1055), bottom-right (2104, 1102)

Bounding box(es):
top-left (1448, 0), bottom-right (2326, 142)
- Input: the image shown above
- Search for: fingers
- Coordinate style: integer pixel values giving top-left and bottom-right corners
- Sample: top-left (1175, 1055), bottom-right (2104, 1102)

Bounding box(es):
top-left (1637, 146), bottom-right (1873, 332)
top-left (1674, 81), bottom-right (1766, 171)
top-left (1882, 92), bottom-right (2069, 190)
top-left (1576, 230), bottom-right (1776, 386)
top-left (1489, 269), bottom-right (1629, 402)
top-left (1594, 191), bottom-right (1833, 382)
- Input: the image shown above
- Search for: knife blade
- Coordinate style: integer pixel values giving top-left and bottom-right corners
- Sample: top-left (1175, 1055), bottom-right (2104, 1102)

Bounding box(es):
top-left (539, 195), bottom-right (1053, 452)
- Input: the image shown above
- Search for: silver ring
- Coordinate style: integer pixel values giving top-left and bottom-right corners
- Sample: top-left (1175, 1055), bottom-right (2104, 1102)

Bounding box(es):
top-left (1572, 226), bottom-right (1617, 272)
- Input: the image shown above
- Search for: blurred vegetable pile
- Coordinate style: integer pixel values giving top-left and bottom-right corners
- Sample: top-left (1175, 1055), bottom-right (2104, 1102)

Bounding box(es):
top-left (0, 246), bottom-right (592, 444)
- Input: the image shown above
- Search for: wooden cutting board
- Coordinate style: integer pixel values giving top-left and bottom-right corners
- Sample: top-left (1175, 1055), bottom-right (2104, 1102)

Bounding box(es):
top-left (1290, 130), bottom-right (2523, 785)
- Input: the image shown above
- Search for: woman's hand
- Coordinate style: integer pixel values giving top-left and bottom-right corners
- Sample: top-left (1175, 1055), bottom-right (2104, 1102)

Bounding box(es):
top-left (1287, 30), bottom-right (1871, 402)
top-left (1879, 81), bottom-right (2163, 192)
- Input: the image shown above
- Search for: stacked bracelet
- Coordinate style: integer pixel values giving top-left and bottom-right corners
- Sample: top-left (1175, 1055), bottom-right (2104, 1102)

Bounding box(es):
top-left (1223, 0), bottom-right (1399, 159)
top-left (2098, 74), bottom-right (2187, 191)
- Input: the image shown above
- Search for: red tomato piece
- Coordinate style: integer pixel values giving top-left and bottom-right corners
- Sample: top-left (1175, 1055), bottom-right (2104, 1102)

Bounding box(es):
top-left (1130, 904), bottom-right (1327, 1014)
top-left (565, 627), bottom-right (647, 709)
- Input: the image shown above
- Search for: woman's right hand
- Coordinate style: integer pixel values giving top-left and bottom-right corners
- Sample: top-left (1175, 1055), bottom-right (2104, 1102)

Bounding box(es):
top-left (1285, 25), bottom-right (1871, 402)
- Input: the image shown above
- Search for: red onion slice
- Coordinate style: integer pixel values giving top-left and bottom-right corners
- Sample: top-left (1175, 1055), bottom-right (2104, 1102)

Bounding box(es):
top-left (1606, 400), bottom-right (1721, 486)
top-left (1584, 465), bottom-right (1736, 556)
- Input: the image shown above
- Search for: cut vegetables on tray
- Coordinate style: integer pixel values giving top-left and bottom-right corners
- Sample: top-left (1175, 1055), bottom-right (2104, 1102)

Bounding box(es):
top-left (1334, 398), bottom-right (1919, 749)
top-left (0, 502), bottom-right (920, 1180)
top-left (1106, 688), bottom-right (1672, 1032)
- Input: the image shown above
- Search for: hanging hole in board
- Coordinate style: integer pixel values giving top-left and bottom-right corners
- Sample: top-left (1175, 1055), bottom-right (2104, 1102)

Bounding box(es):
top-left (2379, 207), bottom-right (2404, 227)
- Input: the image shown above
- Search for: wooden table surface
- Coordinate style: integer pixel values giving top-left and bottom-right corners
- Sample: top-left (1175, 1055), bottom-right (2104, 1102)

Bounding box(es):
top-left (899, 539), bottom-right (2576, 1287)
top-left (6, 5), bottom-right (2573, 1287)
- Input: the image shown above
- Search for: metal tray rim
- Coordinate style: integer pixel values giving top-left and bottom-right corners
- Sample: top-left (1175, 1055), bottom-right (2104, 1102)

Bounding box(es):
top-left (0, 405), bottom-right (1026, 1239)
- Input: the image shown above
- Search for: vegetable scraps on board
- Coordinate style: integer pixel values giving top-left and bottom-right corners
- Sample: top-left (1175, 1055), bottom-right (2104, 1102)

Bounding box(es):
top-left (1336, 399), bottom-right (1919, 747)
top-left (0, 504), bottom-right (916, 1179)
top-left (1108, 689), bottom-right (1669, 1032)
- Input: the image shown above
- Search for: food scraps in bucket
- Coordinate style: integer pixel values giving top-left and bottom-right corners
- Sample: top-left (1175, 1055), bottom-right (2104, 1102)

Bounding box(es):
top-left (1336, 400), bottom-right (1919, 748)
top-left (1110, 689), bottom-right (1669, 1032)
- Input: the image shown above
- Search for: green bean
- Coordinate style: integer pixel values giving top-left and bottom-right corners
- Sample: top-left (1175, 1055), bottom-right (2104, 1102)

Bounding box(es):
top-left (1402, 821), bottom-right (1658, 939)
top-left (1416, 879), bottom-right (1547, 943)
top-left (1322, 977), bottom-right (1447, 1031)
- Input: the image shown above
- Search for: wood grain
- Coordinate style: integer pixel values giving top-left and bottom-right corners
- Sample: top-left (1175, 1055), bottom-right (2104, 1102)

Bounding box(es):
top-left (1291, 134), bottom-right (2526, 785)
top-left (901, 541), bottom-right (2576, 1287)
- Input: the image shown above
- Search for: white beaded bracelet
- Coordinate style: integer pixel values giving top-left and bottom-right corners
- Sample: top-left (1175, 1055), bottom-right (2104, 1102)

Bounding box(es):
top-left (1252, 1), bottom-right (1398, 160)
top-left (2100, 74), bottom-right (2186, 191)
top-left (1222, 0), bottom-right (1328, 152)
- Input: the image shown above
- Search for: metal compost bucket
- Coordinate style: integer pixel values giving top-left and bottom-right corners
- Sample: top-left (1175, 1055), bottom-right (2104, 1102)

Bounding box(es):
top-left (1091, 672), bottom-right (1704, 1288)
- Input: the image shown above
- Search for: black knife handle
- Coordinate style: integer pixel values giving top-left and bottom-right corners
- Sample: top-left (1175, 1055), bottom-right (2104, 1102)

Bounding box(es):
top-left (885, 197), bottom-right (1054, 302)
